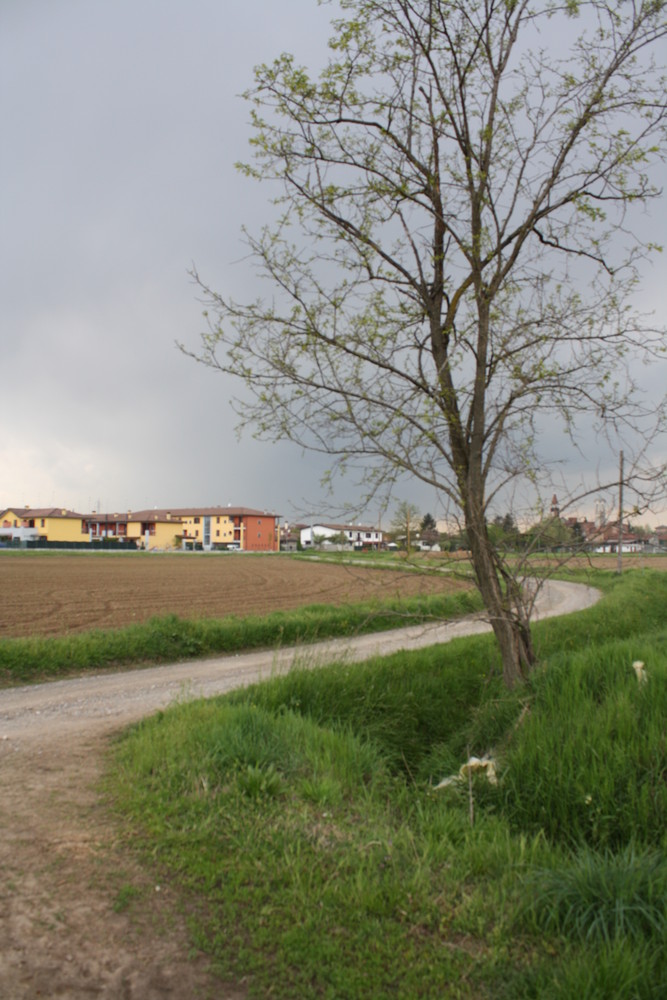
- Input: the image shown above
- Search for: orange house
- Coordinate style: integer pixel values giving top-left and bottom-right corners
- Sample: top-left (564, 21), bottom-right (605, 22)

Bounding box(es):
top-left (227, 508), bottom-right (280, 552)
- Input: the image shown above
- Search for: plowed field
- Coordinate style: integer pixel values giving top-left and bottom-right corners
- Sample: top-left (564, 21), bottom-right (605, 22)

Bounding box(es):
top-left (0, 553), bottom-right (468, 639)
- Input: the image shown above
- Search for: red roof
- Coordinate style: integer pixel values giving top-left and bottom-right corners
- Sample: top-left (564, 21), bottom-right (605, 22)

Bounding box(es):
top-left (83, 506), bottom-right (280, 523)
top-left (1, 506), bottom-right (84, 519)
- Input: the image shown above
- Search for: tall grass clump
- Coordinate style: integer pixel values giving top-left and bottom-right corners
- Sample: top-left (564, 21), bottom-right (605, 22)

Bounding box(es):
top-left (515, 939), bottom-right (666, 1000)
top-left (523, 843), bottom-right (667, 944)
top-left (512, 845), bottom-right (667, 999)
top-left (496, 631), bottom-right (667, 849)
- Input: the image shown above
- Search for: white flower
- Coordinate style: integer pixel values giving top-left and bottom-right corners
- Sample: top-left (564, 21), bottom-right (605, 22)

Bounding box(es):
top-left (459, 756), bottom-right (498, 785)
top-left (435, 754), bottom-right (498, 789)
top-left (632, 660), bottom-right (647, 685)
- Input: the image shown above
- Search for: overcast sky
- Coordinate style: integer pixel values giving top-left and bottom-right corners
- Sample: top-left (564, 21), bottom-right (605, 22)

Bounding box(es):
top-left (2, 1), bottom-right (665, 527)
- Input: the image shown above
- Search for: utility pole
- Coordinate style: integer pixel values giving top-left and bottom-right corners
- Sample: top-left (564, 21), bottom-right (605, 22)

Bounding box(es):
top-left (617, 450), bottom-right (624, 575)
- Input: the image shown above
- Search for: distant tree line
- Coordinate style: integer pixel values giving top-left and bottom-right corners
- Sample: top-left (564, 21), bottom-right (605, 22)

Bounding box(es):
top-left (385, 507), bottom-right (654, 554)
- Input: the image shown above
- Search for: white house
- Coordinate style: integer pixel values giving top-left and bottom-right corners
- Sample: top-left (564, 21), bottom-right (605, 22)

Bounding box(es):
top-left (300, 522), bottom-right (383, 549)
top-left (593, 526), bottom-right (644, 554)
top-left (0, 525), bottom-right (39, 545)
top-left (594, 537), bottom-right (644, 554)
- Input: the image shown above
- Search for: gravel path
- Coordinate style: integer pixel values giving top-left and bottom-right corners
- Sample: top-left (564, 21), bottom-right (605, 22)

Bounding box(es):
top-left (0, 578), bottom-right (599, 742)
top-left (0, 579), bottom-right (599, 998)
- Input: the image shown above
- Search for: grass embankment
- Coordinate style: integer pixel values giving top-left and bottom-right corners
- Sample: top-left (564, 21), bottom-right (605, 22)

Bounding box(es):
top-left (0, 589), bottom-right (481, 686)
top-left (109, 570), bottom-right (667, 999)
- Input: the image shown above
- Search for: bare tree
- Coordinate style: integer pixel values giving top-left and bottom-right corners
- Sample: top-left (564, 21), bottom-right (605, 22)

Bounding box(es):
top-left (391, 500), bottom-right (422, 550)
top-left (184, 0), bottom-right (666, 687)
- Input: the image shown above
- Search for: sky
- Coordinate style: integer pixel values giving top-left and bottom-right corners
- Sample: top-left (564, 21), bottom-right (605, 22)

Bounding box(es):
top-left (2, 0), bottom-right (665, 528)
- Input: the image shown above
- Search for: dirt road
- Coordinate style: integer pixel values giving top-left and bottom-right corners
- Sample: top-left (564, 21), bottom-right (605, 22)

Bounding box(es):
top-left (0, 580), bottom-right (599, 999)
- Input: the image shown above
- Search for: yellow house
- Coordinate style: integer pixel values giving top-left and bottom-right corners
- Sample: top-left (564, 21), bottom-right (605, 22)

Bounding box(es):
top-left (82, 510), bottom-right (181, 550)
top-left (1, 504), bottom-right (280, 551)
top-left (153, 507), bottom-right (279, 551)
top-left (80, 508), bottom-right (240, 550)
top-left (0, 506), bottom-right (181, 550)
top-left (170, 508), bottom-right (235, 548)
top-left (0, 507), bottom-right (85, 544)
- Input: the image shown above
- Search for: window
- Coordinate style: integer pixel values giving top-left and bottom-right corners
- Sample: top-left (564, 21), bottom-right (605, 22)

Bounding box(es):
top-left (194, 517), bottom-right (200, 524)
top-left (41, 519), bottom-right (45, 528)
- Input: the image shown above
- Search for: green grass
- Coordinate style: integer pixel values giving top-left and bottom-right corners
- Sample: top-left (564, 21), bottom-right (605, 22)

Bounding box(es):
top-left (107, 569), bottom-right (667, 998)
top-left (522, 843), bottom-right (667, 943)
top-left (0, 588), bottom-right (482, 686)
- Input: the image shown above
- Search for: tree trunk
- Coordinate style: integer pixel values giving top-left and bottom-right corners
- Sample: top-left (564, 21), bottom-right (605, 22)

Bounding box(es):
top-left (466, 510), bottom-right (535, 688)
top-left (487, 607), bottom-right (535, 689)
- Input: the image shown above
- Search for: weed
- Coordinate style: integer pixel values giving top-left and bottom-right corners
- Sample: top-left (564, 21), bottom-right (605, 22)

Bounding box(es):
top-left (112, 883), bottom-right (143, 913)
top-left (235, 763), bottom-right (284, 799)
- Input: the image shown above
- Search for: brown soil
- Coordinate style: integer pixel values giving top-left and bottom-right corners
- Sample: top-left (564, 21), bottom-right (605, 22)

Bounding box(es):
top-left (0, 552), bottom-right (469, 639)
top-left (0, 729), bottom-right (238, 999)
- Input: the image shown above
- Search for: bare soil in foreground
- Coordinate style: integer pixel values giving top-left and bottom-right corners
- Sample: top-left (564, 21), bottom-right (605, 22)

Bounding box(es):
top-left (0, 576), bottom-right (601, 999)
top-left (0, 552), bottom-right (470, 639)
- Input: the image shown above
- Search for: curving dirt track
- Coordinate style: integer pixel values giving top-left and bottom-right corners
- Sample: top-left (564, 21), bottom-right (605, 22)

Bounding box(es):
top-left (0, 579), bottom-right (600, 999)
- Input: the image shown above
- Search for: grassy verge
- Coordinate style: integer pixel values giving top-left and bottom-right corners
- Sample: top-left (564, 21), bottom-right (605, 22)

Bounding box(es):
top-left (108, 569), bottom-right (667, 998)
top-left (0, 588), bottom-right (482, 686)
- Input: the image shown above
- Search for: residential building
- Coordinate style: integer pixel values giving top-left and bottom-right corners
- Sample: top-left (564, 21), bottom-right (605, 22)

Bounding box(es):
top-left (82, 510), bottom-right (178, 549)
top-left (299, 522), bottom-right (383, 549)
top-left (653, 526), bottom-right (667, 547)
top-left (1, 507), bottom-right (87, 545)
top-left (279, 522), bottom-right (300, 551)
top-left (160, 507), bottom-right (280, 552)
top-left (0, 505), bottom-right (281, 552)
top-left (563, 514), bottom-right (647, 553)
top-left (592, 523), bottom-right (644, 554)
